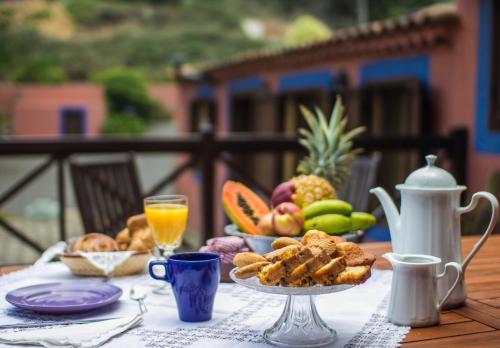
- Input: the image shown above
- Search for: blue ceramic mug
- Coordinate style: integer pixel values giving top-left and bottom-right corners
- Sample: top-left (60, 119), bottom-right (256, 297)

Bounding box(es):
top-left (148, 252), bottom-right (220, 322)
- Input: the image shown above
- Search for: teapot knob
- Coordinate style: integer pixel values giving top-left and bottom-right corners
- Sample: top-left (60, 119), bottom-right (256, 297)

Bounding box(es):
top-left (425, 154), bottom-right (437, 167)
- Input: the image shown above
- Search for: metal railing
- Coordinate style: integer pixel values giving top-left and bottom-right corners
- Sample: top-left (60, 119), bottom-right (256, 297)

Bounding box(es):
top-left (0, 127), bottom-right (467, 254)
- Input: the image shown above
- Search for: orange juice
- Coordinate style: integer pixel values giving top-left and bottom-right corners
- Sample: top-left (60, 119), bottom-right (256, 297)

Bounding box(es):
top-left (145, 203), bottom-right (188, 248)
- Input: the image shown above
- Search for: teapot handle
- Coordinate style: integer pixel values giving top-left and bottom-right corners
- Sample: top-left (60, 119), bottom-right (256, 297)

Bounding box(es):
top-left (456, 192), bottom-right (499, 270)
top-left (436, 262), bottom-right (463, 311)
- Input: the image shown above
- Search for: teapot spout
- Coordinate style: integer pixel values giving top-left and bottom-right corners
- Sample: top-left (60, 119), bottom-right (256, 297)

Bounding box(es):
top-left (370, 187), bottom-right (401, 245)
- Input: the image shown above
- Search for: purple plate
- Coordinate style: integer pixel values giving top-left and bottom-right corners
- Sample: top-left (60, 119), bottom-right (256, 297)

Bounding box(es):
top-left (6, 282), bottom-right (122, 314)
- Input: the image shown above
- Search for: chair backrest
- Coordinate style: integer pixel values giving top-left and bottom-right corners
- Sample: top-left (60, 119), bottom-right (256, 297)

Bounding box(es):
top-left (338, 152), bottom-right (381, 212)
top-left (69, 154), bottom-right (143, 236)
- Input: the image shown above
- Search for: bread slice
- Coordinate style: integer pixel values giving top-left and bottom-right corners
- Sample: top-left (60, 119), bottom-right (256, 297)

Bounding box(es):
top-left (287, 247), bottom-right (331, 284)
top-left (335, 242), bottom-right (376, 267)
top-left (258, 261), bottom-right (286, 285)
top-left (281, 246), bottom-right (314, 274)
top-left (271, 237), bottom-right (301, 250)
top-left (233, 252), bottom-right (267, 267)
top-left (312, 256), bottom-right (346, 285)
top-left (234, 261), bottom-right (270, 279)
top-left (264, 245), bottom-right (301, 263)
top-left (334, 266), bottom-right (371, 285)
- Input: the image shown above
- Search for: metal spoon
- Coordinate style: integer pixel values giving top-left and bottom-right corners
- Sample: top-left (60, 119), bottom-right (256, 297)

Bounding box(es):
top-left (129, 285), bottom-right (148, 314)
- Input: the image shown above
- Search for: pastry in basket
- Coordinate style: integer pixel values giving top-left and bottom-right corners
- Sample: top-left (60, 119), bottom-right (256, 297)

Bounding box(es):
top-left (233, 229), bottom-right (375, 287)
top-left (72, 233), bottom-right (119, 252)
top-left (116, 214), bottom-right (155, 251)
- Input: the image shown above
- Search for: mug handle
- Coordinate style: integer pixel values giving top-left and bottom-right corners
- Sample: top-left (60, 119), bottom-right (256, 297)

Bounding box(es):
top-left (436, 262), bottom-right (463, 311)
top-left (456, 192), bottom-right (499, 270)
top-left (148, 260), bottom-right (170, 282)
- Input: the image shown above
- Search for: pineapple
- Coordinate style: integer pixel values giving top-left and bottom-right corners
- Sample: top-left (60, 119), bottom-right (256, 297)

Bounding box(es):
top-left (271, 95), bottom-right (364, 208)
top-left (294, 96), bottom-right (365, 200)
top-left (290, 174), bottom-right (336, 207)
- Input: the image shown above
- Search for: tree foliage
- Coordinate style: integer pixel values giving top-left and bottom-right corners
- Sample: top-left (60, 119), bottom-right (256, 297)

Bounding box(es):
top-left (92, 67), bottom-right (162, 121)
top-left (284, 15), bottom-right (331, 46)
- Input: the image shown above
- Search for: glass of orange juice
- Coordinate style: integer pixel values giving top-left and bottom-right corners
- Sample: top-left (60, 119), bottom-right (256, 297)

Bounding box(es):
top-left (144, 195), bottom-right (188, 258)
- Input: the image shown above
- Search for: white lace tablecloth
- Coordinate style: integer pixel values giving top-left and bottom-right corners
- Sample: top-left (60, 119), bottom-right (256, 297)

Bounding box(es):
top-left (0, 262), bottom-right (409, 348)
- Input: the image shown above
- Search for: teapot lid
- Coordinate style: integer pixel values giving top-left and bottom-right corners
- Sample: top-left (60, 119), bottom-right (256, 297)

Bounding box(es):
top-left (403, 154), bottom-right (457, 189)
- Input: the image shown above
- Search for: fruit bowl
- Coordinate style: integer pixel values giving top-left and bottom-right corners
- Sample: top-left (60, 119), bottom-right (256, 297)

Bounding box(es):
top-left (224, 224), bottom-right (299, 254)
top-left (224, 224), bottom-right (363, 255)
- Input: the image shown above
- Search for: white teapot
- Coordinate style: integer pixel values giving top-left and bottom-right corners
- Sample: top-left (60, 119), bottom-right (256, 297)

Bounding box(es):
top-left (371, 155), bottom-right (498, 308)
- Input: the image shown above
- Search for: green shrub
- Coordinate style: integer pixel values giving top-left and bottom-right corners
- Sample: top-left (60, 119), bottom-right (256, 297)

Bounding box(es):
top-left (101, 113), bottom-right (146, 135)
top-left (15, 59), bottom-right (66, 83)
top-left (284, 15), bottom-right (332, 46)
top-left (92, 67), bottom-right (157, 121)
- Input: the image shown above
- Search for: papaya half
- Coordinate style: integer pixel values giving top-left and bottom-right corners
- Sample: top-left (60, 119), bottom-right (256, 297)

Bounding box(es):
top-left (222, 181), bottom-right (270, 235)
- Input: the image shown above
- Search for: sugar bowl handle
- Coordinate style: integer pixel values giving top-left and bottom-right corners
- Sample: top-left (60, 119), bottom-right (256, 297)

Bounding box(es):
top-left (457, 192), bottom-right (499, 270)
top-left (436, 262), bottom-right (463, 311)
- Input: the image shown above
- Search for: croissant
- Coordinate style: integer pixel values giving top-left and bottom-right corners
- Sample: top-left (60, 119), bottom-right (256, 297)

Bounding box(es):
top-left (72, 233), bottom-right (119, 252)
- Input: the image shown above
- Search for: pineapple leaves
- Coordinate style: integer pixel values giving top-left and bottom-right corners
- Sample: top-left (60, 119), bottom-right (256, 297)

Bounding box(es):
top-left (297, 95), bottom-right (365, 190)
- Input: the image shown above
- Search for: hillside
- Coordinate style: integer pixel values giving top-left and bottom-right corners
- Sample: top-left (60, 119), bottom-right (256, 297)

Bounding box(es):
top-left (0, 0), bottom-right (447, 83)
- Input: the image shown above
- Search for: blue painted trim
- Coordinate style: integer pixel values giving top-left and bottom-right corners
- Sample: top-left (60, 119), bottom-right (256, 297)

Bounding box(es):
top-left (359, 55), bottom-right (429, 89)
top-left (194, 84), bottom-right (215, 100)
top-left (59, 106), bottom-right (87, 136)
top-left (228, 76), bottom-right (264, 94)
top-left (475, 0), bottom-right (500, 154)
top-left (278, 69), bottom-right (333, 92)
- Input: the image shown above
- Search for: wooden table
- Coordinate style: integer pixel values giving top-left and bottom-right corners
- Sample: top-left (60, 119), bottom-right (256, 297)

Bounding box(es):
top-left (362, 235), bottom-right (500, 347)
top-left (1, 236), bottom-right (499, 346)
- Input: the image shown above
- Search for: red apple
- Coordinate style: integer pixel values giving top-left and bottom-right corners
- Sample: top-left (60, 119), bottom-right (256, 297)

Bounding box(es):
top-left (271, 182), bottom-right (295, 207)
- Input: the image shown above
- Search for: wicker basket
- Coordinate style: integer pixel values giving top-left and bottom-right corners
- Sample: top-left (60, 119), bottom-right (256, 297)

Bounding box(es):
top-left (60, 251), bottom-right (151, 277)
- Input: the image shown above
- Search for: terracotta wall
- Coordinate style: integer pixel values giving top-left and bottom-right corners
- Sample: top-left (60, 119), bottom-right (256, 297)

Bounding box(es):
top-left (0, 84), bottom-right (106, 137)
top-left (0, 83), bottom-right (185, 138)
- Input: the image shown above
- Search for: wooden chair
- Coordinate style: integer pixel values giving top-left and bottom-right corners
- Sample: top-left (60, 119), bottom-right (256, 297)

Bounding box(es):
top-left (338, 152), bottom-right (381, 212)
top-left (69, 154), bottom-right (143, 236)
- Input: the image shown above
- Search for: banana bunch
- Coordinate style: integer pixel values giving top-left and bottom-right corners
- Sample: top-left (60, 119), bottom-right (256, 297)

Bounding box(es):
top-left (302, 200), bottom-right (376, 235)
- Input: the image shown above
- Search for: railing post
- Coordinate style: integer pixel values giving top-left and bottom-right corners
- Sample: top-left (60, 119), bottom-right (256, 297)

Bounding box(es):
top-left (448, 128), bottom-right (468, 187)
top-left (57, 156), bottom-right (66, 241)
top-left (200, 123), bottom-right (216, 242)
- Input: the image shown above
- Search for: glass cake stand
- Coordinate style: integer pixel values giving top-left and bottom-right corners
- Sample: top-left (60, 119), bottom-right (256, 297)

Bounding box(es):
top-left (229, 269), bottom-right (354, 347)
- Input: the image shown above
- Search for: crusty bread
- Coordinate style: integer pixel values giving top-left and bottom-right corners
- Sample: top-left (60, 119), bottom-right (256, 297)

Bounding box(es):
top-left (264, 245), bottom-right (301, 263)
top-left (234, 261), bottom-right (271, 279)
top-left (233, 252), bottom-right (267, 267)
top-left (312, 256), bottom-right (346, 285)
top-left (334, 266), bottom-right (371, 285)
top-left (271, 237), bottom-right (301, 250)
top-left (258, 261), bottom-right (286, 285)
top-left (335, 242), bottom-right (376, 267)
